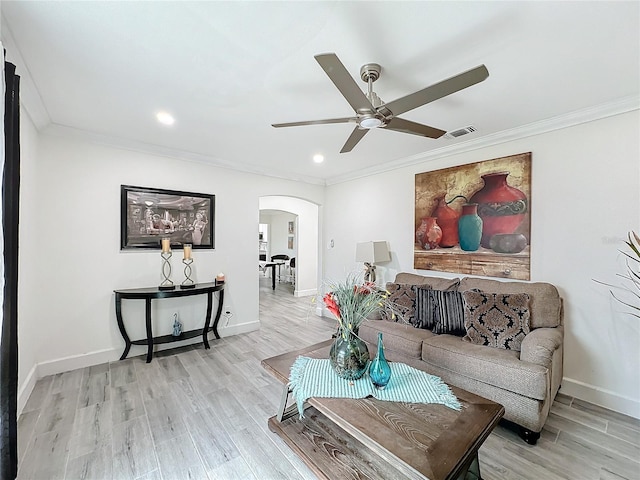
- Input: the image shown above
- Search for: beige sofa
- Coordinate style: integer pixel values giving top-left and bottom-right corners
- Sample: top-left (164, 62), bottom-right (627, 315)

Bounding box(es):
top-left (359, 272), bottom-right (563, 445)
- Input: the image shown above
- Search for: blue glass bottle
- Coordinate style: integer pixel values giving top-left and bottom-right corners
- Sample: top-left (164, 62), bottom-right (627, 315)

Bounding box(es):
top-left (172, 313), bottom-right (182, 337)
top-left (369, 332), bottom-right (391, 389)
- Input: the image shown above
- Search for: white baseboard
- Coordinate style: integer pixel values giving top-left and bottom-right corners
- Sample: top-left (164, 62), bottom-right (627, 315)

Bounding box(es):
top-left (16, 321), bottom-right (261, 415)
top-left (18, 347), bottom-right (121, 415)
top-left (561, 377), bottom-right (640, 419)
top-left (17, 364), bottom-right (38, 416)
top-left (37, 347), bottom-right (122, 378)
top-left (294, 288), bottom-right (316, 298)
top-left (218, 320), bottom-right (260, 336)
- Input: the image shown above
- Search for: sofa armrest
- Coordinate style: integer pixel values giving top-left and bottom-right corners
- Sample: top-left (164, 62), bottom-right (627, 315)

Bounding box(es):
top-left (520, 326), bottom-right (563, 368)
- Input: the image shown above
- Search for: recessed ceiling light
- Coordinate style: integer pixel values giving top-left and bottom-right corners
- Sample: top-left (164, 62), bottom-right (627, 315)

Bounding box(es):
top-left (156, 111), bottom-right (175, 126)
top-left (313, 154), bottom-right (324, 164)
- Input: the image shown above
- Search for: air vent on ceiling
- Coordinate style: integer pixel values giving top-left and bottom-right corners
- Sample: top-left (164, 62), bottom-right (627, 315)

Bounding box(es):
top-left (445, 125), bottom-right (477, 139)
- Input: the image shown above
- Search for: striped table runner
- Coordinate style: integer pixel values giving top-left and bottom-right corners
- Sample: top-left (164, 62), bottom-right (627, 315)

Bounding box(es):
top-left (289, 356), bottom-right (461, 418)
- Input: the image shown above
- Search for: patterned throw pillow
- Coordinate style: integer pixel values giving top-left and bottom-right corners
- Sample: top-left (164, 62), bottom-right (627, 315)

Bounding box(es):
top-left (430, 290), bottom-right (466, 336)
top-left (462, 291), bottom-right (531, 351)
top-left (414, 286), bottom-right (435, 329)
top-left (381, 283), bottom-right (419, 324)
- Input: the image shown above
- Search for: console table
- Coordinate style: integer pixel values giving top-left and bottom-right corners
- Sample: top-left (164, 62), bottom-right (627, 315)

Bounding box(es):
top-left (114, 282), bottom-right (225, 363)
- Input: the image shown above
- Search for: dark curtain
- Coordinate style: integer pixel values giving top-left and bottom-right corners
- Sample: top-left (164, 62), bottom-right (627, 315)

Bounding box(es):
top-left (1, 59), bottom-right (20, 480)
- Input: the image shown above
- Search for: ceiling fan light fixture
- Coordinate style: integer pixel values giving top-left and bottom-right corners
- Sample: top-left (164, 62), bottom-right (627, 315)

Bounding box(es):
top-left (273, 54), bottom-right (489, 153)
top-left (359, 115), bottom-right (383, 129)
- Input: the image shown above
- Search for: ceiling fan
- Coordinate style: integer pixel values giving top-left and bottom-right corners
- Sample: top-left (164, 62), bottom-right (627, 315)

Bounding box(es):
top-left (272, 53), bottom-right (489, 153)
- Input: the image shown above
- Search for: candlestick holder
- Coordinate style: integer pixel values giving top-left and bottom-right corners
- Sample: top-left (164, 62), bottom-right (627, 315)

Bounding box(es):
top-left (159, 251), bottom-right (175, 290)
top-left (181, 258), bottom-right (196, 289)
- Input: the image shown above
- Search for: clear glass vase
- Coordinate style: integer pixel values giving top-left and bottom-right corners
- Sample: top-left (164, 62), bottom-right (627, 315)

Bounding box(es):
top-left (369, 332), bottom-right (391, 389)
top-left (329, 328), bottom-right (369, 380)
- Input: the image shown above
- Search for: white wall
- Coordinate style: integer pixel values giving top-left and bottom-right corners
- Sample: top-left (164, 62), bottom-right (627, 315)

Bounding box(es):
top-left (17, 132), bottom-right (324, 409)
top-left (324, 110), bottom-right (640, 418)
top-left (259, 211), bottom-right (298, 260)
top-left (17, 107), bottom-right (40, 411)
top-left (268, 212), bottom-right (297, 259)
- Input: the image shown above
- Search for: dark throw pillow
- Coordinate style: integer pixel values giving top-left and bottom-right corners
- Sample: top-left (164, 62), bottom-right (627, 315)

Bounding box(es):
top-left (381, 283), bottom-right (418, 324)
top-left (430, 290), bottom-right (466, 336)
top-left (414, 286), bottom-right (435, 329)
top-left (462, 291), bottom-right (531, 351)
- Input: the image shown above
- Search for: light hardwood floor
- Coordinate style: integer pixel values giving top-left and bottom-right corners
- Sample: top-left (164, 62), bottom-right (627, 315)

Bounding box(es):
top-left (17, 276), bottom-right (640, 480)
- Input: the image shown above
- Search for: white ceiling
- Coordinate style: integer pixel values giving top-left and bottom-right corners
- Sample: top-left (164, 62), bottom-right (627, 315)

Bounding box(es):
top-left (2, 1), bottom-right (639, 185)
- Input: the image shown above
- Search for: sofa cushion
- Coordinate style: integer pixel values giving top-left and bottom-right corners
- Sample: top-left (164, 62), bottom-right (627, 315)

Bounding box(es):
top-left (462, 291), bottom-right (531, 351)
top-left (381, 283), bottom-right (419, 323)
top-left (430, 290), bottom-right (466, 336)
top-left (459, 277), bottom-right (562, 329)
top-left (394, 273), bottom-right (460, 291)
top-left (520, 326), bottom-right (564, 369)
top-left (422, 335), bottom-right (548, 400)
top-left (359, 321), bottom-right (436, 359)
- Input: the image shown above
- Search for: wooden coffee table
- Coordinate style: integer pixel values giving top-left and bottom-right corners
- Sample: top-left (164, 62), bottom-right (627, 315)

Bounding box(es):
top-left (261, 340), bottom-right (504, 480)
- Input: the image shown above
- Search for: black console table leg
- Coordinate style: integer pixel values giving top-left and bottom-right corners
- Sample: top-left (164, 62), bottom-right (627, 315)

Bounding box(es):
top-left (212, 289), bottom-right (224, 339)
top-left (145, 298), bottom-right (153, 363)
top-left (202, 291), bottom-right (214, 349)
top-left (115, 293), bottom-right (132, 360)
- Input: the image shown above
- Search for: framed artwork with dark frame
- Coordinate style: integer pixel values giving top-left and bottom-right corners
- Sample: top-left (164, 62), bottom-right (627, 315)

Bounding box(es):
top-left (121, 185), bottom-right (215, 250)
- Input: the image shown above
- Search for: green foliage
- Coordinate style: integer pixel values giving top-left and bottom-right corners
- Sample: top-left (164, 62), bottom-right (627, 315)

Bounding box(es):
top-left (322, 273), bottom-right (392, 337)
top-left (598, 231), bottom-right (640, 318)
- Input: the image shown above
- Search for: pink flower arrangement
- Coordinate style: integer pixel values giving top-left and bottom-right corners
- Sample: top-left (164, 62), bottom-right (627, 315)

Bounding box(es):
top-left (322, 275), bottom-right (391, 336)
top-left (323, 293), bottom-right (341, 319)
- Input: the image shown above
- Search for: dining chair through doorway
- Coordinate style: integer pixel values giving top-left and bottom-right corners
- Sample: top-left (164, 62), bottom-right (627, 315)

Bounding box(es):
top-left (270, 254), bottom-right (289, 282)
top-left (288, 257), bottom-right (296, 285)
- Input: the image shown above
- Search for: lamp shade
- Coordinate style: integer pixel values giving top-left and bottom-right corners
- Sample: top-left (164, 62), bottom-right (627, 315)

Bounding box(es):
top-left (355, 241), bottom-right (391, 264)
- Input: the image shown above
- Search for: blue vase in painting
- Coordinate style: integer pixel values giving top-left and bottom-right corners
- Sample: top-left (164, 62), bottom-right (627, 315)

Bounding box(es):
top-left (458, 203), bottom-right (483, 252)
top-left (369, 332), bottom-right (391, 390)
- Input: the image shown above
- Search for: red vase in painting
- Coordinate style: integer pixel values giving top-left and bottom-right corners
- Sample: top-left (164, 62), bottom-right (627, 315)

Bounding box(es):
top-left (416, 217), bottom-right (442, 250)
top-left (469, 172), bottom-right (528, 248)
top-left (433, 194), bottom-right (460, 248)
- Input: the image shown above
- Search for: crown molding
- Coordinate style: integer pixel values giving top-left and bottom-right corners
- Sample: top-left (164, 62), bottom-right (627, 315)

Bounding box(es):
top-left (1, 19), bottom-right (51, 130)
top-left (10, 17), bottom-right (637, 191)
top-left (5, 13), bottom-right (325, 187)
top-left (4, 15), bottom-right (323, 187)
top-left (42, 123), bottom-right (327, 186)
top-left (325, 95), bottom-right (640, 186)
top-left (32, 94), bottom-right (640, 189)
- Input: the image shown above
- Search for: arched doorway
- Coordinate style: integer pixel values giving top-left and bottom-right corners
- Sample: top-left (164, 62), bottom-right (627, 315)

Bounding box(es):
top-left (259, 196), bottom-right (319, 297)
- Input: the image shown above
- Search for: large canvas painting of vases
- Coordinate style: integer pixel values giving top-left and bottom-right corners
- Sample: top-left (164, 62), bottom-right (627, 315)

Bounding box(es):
top-left (414, 152), bottom-right (531, 280)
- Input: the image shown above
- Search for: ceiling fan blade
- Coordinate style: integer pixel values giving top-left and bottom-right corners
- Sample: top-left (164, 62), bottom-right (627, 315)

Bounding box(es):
top-left (382, 65), bottom-right (489, 117)
top-left (272, 117), bottom-right (356, 128)
top-left (386, 117), bottom-right (446, 139)
top-left (315, 53), bottom-right (375, 113)
top-left (340, 127), bottom-right (369, 153)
